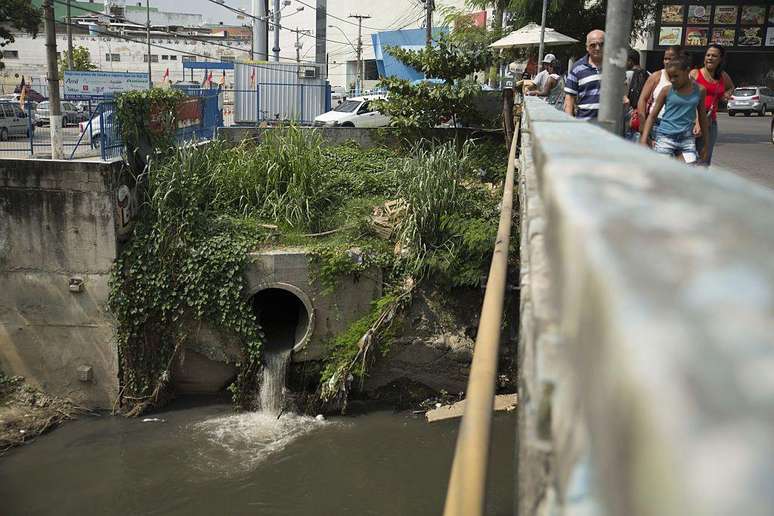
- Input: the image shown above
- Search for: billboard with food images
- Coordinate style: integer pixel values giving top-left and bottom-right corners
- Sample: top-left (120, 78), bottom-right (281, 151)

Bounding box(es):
top-left (655, 1), bottom-right (773, 50)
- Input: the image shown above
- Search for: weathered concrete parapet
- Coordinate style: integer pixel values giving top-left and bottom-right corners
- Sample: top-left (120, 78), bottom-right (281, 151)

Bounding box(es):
top-left (0, 158), bottom-right (127, 409)
top-left (518, 97), bottom-right (774, 516)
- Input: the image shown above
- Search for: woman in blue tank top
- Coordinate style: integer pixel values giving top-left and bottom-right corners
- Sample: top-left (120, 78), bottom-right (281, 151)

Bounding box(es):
top-left (640, 53), bottom-right (709, 164)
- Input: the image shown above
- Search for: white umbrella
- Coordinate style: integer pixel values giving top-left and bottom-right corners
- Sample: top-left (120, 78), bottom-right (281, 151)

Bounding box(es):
top-left (489, 22), bottom-right (578, 49)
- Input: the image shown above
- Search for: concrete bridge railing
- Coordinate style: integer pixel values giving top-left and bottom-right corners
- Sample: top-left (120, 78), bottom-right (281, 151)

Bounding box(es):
top-left (517, 97), bottom-right (774, 516)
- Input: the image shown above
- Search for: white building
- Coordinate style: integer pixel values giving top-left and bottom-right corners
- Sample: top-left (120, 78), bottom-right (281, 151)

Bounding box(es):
top-left (0, 0), bottom-right (471, 93)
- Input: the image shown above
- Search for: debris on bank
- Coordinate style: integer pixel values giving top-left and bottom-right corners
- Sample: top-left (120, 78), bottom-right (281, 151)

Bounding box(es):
top-left (0, 375), bottom-right (88, 454)
top-left (425, 393), bottom-right (518, 423)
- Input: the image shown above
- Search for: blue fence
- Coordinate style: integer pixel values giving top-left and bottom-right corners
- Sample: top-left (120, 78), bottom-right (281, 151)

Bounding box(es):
top-left (0, 90), bottom-right (224, 160)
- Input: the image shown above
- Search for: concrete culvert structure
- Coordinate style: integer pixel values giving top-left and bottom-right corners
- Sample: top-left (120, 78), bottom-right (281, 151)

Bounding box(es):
top-left (251, 284), bottom-right (313, 353)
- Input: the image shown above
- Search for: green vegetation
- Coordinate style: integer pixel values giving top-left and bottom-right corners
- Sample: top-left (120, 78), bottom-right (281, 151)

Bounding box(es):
top-left (57, 45), bottom-right (97, 76)
top-left (374, 34), bottom-right (495, 129)
top-left (0, 1), bottom-right (41, 71)
top-left (110, 125), bottom-right (507, 414)
top-left (116, 88), bottom-right (186, 163)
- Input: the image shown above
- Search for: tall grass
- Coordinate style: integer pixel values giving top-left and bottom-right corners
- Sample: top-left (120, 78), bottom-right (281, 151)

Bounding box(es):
top-left (145, 126), bottom-right (330, 233)
top-left (396, 140), bottom-right (477, 276)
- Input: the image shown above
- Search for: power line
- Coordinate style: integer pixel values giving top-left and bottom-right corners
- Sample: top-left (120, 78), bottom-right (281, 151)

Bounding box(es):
top-left (203, 0), bottom-right (372, 47)
top-left (293, 0), bottom-right (386, 32)
top-left (56, 18), bottom-right (320, 74)
top-left (52, 1), bottom-right (322, 66)
top-left (52, 0), bottom-right (256, 58)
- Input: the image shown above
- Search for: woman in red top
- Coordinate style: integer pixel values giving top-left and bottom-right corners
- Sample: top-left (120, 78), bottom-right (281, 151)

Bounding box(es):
top-left (689, 44), bottom-right (734, 165)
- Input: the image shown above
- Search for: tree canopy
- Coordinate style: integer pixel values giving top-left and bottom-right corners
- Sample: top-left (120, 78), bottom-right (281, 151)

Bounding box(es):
top-left (58, 45), bottom-right (98, 75)
top-left (0, 0), bottom-right (42, 70)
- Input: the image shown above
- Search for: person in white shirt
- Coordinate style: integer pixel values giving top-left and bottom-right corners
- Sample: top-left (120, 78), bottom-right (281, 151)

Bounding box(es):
top-left (533, 54), bottom-right (558, 91)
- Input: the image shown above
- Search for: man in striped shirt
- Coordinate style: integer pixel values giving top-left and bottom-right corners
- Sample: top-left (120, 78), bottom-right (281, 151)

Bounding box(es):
top-left (564, 30), bottom-right (605, 120)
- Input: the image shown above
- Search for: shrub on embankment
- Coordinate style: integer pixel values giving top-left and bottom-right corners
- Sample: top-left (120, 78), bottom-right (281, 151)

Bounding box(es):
top-left (109, 126), bottom-right (508, 415)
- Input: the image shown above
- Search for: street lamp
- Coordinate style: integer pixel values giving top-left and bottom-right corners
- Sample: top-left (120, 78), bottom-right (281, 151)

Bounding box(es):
top-left (328, 24), bottom-right (357, 51)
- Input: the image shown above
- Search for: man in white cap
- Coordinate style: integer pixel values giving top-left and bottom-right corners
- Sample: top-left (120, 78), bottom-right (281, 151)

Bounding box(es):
top-left (533, 53), bottom-right (558, 92)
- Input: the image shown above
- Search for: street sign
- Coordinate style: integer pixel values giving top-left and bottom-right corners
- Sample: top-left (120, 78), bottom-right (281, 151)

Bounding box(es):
top-left (63, 71), bottom-right (149, 99)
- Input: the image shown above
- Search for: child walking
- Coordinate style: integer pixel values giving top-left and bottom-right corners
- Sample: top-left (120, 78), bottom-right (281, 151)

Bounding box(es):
top-left (640, 54), bottom-right (709, 164)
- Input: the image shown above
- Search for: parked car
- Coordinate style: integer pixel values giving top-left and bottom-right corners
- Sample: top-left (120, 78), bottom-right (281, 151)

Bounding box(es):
top-left (35, 101), bottom-right (87, 126)
top-left (313, 95), bottom-right (390, 128)
top-left (0, 101), bottom-right (34, 140)
top-left (79, 109), bottom-right (114, 147)
top-left (727, 86), bottom-right (774, 117)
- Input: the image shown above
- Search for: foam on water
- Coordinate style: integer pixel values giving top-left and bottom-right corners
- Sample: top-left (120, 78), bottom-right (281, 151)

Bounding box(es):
top-left (191, 411), bottom-right (329, 474)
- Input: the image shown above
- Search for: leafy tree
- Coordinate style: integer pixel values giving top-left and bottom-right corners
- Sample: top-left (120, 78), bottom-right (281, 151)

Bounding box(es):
top-left (373, 34), bottom-right (495, 129)
top-left (0, 0), bottom-right (42, 70)
top-left (58, 45), bottom-right (97, 75)
top-left (506, 0), bottom-right (656, 44)
top-left (386, 35), bottom-right (494, 85)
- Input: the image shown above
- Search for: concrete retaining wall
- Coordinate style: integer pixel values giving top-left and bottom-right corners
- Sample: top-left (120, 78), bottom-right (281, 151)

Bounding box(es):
top-left (517, 98), bottom-right (774, 515)
top-left (0, 158), bottom-right (127, 409)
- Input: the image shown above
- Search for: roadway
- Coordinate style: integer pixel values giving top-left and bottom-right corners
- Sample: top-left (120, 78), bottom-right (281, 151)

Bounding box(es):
top-left (713, 114), bottom-right (773, 189)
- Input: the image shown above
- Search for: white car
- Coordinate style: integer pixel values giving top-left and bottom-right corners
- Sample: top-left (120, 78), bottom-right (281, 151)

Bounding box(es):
top-left (79, 109), bottom-right (114, 147)
top-left (313, 96), bottom-right (390, 128)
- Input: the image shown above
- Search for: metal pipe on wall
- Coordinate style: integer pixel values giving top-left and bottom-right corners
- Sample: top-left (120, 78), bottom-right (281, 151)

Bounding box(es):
top-left (442, 127), bottom-right (518, 516)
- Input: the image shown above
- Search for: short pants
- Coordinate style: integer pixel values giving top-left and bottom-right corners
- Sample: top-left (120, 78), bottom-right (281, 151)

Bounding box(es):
top-left (653, 130), bottom-right (697, 164)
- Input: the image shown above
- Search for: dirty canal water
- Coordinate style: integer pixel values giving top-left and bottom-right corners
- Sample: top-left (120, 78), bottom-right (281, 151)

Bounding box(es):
top-left (0, 400), bottom-right (515, 515)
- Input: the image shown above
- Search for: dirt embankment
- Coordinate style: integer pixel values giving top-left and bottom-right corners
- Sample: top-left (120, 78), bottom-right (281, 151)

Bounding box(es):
top-left (0, 375), bottom-right (86, 454)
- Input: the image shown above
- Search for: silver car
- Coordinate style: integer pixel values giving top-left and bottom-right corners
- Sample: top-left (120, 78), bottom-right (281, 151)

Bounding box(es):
top-left (0, 101), bottom-right (34, 140)
top-left (35, 101), bottom-right (86, 126)
top-left (728, 86), bottom-right (774, 117)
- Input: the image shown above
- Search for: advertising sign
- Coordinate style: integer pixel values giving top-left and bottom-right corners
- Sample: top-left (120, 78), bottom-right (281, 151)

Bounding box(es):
top-left (686, 27), bottom-right (710, 45)
top-left (711, 28), bottom-right (737, 45)
top-left (688, 5), bottom-right (711, 23)
top-left (659, 26), bottom-right (684, 45)
top-left (714, 5), bottom-right (738, 24)
top-left (656, 1), bottom-right (772, 50)
top-left (740, 5), bottom-right (765, 24)
top-left (661, 4), bottom-right (685, 23)
top-left (63, 71), bottom-right (149, 99)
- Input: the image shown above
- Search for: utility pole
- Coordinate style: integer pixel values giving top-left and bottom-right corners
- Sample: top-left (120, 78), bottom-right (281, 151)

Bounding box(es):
top-left (66, 0), bottom-right (73, 69)
top-left (252, 0), bottom-right (268, 60)
top-left (272, 0), bottom-right (281, 62)
top-left (598, 0), bottom-right (633, 135)
top-left (146, 0), bottom-right (152, 87)
top-left (315, 0), bottom-right (327, 67)
top-left (537, 0), bottom-right (548, 65)
top-left (43, 0), bottom-right (64, 159)
top-left (425, 0), bottom-right (434, 47)
top-left (348, 14), bottom-right (370, 95)
top-left (295, 29), bottom-right (301, 63)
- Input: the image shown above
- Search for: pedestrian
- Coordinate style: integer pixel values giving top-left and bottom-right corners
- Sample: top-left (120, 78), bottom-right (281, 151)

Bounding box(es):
top-left (564, 30), bottom-right (604, 120)
top-left (640, 53), bottom-right (709, 165)
top-left (625, 49), bottom-right (650, 139)
top-left (527, 57), bottom-right (564, 110)
top-left (689, 44), bottom-right (734, 165)
top-left (637, 46), bottom-right (683, 143)
top-left (533, 54), bottom-right (557, 92)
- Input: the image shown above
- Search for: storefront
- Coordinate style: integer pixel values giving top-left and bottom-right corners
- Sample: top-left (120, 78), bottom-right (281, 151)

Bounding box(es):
top-left (647, 1), bottom-right (774, 87)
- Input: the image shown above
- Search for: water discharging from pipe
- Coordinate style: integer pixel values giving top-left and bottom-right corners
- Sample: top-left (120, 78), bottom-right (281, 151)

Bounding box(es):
top-left (252, 288), bottom-right (309, 414)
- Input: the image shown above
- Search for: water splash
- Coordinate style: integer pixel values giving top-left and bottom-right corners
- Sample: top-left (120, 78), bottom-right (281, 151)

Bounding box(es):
top-left (191, 411), bottom-right (329, 475)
